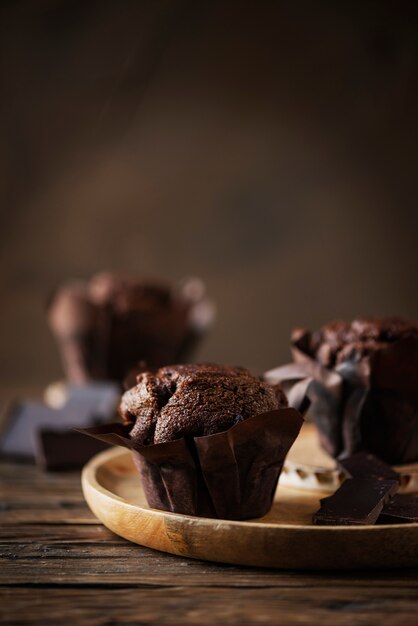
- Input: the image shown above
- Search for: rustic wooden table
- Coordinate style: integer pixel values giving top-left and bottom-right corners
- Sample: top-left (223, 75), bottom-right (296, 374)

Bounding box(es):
top-left (1, 461), bottom-right (418, 625)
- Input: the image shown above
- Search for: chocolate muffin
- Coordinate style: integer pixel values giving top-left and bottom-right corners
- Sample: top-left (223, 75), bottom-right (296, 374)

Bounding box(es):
top-left (276, 316), bottom-right (418, 464)
top-left (48, 273), bottom-right (214, 384)
top-left (120, 363), bottom-right (288, 445)
top-left (81, 362), bottom-right (303, 519)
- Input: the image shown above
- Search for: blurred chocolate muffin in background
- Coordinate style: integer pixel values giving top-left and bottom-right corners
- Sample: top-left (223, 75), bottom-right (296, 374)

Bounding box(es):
top-left (47, 273), bottom-right (215, 384)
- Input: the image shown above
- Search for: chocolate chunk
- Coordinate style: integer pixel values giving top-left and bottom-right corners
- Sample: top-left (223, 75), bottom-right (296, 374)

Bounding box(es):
top-left (37, 430), bottom-right (109, 471)
top-left (312, 478), bottom-right (399, 525)
top-left (378, 494), bottom-right (418, 524)
top-left (0, 383), bottom-right (119, 469)
top-left (337, 451), bottom-right (400, 482)
top-left (0, 402), bottom-right (92, 458)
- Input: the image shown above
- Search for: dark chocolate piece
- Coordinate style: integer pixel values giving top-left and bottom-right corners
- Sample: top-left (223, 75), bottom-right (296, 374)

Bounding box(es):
top-left (0, 402), bottom-right (95, 458)
top-left (312, 478), bottom-right (399, 526)
top-left (0, 383), bottom-right (119, 469)
top-left (337, 451), bottom-right (400, 482)
top-left (378, 494), bottom-right (418, 524)
top-left (37, 430), bottom-right (109, 471)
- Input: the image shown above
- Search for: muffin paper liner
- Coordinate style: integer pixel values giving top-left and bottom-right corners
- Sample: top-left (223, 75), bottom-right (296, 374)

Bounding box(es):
top-left (78, 407), bottom-right (304, 520)
top-left (264, 334), bottom-right (418, 465)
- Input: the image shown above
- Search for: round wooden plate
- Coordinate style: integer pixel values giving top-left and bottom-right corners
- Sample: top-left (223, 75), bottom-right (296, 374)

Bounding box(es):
top-left (82, 447), bottom-right (418, 569)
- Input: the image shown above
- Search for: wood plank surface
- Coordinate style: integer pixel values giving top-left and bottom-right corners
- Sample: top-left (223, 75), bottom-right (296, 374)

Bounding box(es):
top-left (1, 587), bottom-right (418, 626)
top-left (1, 459), bottom-right (418, 625)
top-left (2, 539), bottom-right (418, 588)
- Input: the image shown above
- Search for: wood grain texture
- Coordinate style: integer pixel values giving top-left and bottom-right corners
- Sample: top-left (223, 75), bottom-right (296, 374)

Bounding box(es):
top-left (2, 587), bottom-right (418, 626)
top-left (1, 523), bottom-right (417, 588)
top-left (2, 458), bottom-right (418, 625)
top-left (0, 460), bottom-right (96, 524)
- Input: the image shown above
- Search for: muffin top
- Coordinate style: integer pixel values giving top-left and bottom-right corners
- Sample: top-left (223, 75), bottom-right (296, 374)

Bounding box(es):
top-left (48, 273), bottom-right (180, 334)
top-left (87, 272), bottom-right (173, 314)
top-left (120, 363), bottom-right (288, 445)
top-left (300, 317), bottom-right (418, 368)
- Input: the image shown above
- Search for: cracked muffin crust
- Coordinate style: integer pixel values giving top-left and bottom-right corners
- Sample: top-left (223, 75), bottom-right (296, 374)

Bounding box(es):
top-left (120, 363), bottom-right (288, 445)
top-left (304, 317), bottom-right (418, 368)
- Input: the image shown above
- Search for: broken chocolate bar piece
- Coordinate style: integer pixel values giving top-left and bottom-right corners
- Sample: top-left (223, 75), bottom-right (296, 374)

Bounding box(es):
top-left (313, 478), bottom-right (399, 525)
top-left (37, 430), bottom-right (110, 471)
top-left (0, 383), bottom-right (119, 469)
top-left (337, 451), bottom-right (400, 482)
top-left (0, 401), bottom-right (98, 458)
top-left (378, 494), bottom-right (418, 524)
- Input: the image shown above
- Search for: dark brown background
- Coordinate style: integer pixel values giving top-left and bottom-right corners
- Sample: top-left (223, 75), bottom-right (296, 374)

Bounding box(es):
top-left (1, 0), bottom-right (418, 386)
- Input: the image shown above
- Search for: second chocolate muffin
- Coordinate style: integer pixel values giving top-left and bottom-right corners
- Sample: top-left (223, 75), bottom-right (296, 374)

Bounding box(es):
top-left (120, 363), bottom-right (288, 445)
top-left (267, 316), bottom-right (418, 465)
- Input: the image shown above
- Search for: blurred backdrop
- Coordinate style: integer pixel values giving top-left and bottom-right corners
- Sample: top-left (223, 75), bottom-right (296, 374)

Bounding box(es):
top-left (1, 0), bottom-right (418, 386)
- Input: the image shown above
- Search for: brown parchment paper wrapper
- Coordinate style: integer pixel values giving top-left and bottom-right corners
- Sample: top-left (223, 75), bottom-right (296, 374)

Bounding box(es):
top-left (264, 333), bottom-right (418, 465)
top-left (78, 407), bottom-right (304, 520)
